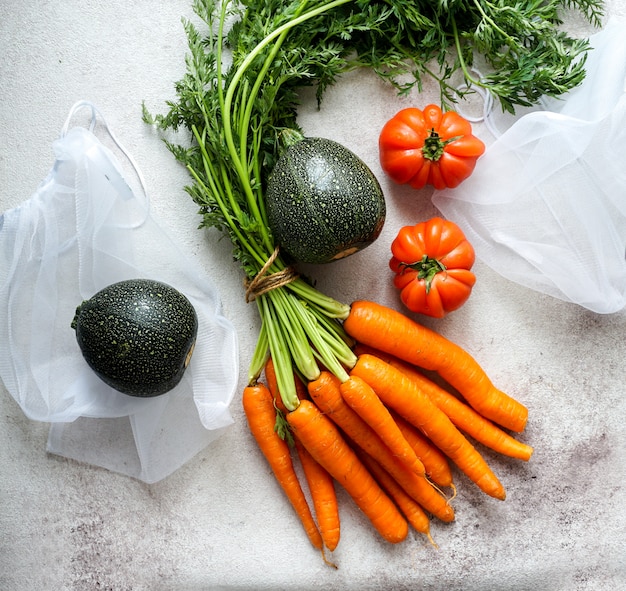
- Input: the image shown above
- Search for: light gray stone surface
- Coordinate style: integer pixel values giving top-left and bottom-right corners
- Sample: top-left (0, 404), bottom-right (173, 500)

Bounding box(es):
top-left (1, 2), bottom-right (625, 589)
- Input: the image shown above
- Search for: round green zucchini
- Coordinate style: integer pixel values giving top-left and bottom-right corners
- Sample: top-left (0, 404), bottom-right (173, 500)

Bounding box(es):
top-left (265, 137), bottom-right (386, 264)
top-left (71, 279), bottom-right (198, 397)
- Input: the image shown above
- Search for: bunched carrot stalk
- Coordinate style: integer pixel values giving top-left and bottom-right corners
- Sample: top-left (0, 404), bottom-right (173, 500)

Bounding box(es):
top-left (145, 0), bottom-right (359, 412)
top-left (146, 0), bottom-right (605, 386)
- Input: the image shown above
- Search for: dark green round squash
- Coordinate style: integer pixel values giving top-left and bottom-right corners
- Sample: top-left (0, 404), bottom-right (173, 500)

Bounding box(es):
top-left (71, 279), bottom-right (198, 397)
top-left (265, 137), bottom-right (386, 264)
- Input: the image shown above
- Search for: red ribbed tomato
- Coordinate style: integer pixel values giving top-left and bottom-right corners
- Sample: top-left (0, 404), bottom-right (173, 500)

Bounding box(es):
top-left (390, 217), bottom-right (476, 318)
top-left (379, 105), bottom-right (485, 190)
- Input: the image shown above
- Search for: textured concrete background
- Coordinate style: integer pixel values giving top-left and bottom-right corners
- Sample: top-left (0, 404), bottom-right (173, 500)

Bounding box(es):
top-left (1, 1), bottom-right (626, 590)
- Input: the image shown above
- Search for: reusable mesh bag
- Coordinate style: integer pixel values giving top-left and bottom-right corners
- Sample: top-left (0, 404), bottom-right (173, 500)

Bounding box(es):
top-left (434, 19), bottom-right (626, 314)
top-left (0, 101), bottom-right (239, 482)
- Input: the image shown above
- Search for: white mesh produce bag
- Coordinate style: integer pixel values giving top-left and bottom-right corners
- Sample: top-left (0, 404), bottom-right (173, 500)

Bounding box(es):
top-left (0, 101), bottom-right (239, 482)
top-left (434, 19), bottom-right (626, 314)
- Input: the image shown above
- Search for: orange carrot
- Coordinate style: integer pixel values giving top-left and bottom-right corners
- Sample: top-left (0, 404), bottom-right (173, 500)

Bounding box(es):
top-left (295, 440), bottom-right (341, 552)
top-left (355, 344), bottom-right (534, 462)
top-left (339, 375), bottom-right (425, 477)
top-left (242, 384), bottom-right (323, 550)
top-left (286, 399), bottom-right (409, 544)
top-left (265, 358), bottom-right (341, 552)
top-left (351, 354), bottom-right (507, 500)
top-left (357, 450), bottom-right (435, 546)
top-left (390, 410), bottom-right (454, 489)
top-left (384, 354), bottom-right (533, 461)
top-left (308, 371), bottom-right (455, 523)
top-left (344, 300), bottom-right (528, 433)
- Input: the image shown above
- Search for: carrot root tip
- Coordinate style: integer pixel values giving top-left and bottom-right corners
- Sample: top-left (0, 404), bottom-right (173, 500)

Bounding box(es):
top-left (321, 548), bottom-right (338, 570)
top-left (425, 531), bottom-right (439, 549)
top-left (427, 478), bottom-right (451, 505)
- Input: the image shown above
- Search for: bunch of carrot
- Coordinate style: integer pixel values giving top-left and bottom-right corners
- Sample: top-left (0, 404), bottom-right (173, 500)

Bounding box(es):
top-left (242, 300), bottom-right (532, 561)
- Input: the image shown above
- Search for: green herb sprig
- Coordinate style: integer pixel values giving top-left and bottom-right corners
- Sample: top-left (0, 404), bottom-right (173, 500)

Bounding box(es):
top-left (326, 0), bottom-right (604, 112)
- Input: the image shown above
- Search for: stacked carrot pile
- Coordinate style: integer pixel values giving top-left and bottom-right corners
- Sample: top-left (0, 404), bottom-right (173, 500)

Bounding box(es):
top-left (243, 300), bottom-right (532, 561)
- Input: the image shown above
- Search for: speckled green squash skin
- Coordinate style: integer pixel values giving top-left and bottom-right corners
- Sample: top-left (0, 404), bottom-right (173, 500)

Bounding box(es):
top-left (266, 137), bottom-right (386, 264)
top-left (71, 279), bottom-right (198, 397)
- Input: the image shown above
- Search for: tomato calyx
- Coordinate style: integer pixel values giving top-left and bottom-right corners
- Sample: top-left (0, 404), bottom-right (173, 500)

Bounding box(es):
top-left (399, 255), bottom-right (447, 294)
top-left (422, 129), bottom-right (462, 162)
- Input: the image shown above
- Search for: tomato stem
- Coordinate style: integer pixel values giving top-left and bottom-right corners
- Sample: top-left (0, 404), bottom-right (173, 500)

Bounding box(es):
top-left (401, 255), bottom-right (447, 294)
top-left (422, 129), bottom-right (462, 162)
